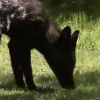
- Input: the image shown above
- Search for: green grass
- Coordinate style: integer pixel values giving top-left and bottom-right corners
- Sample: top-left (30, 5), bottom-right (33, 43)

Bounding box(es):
top-left (0, 12), bottom-right (100, 100)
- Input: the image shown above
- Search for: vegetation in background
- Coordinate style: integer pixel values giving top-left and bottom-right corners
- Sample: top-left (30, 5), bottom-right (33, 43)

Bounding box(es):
top-left (0, 0), bottom-right (100, 100)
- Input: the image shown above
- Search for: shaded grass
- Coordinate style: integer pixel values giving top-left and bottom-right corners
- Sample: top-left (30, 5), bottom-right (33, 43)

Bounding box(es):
top-left (0, 12), bottom-right (100, 100)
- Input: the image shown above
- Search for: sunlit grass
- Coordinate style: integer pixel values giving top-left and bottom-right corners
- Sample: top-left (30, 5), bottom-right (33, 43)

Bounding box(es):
top-left (0, 12), bottom-right (100, 100)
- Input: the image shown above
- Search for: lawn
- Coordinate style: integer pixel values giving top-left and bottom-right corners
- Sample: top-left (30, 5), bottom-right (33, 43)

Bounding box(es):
top-left (0, 5), bottom-right (100, 100)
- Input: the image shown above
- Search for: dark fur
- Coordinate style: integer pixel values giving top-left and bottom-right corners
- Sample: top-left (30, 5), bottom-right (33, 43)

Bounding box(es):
top-left (0, 0), bottom-right (48, 41)
top-left (0, 0), bottom-right (79, 91)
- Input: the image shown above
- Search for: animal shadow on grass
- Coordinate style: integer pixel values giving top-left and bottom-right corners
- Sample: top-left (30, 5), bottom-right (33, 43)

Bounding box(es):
top-left (0, 74), bottom-right (55, 93)
top-left (35, 75), bottom-right (58, 89)
top-left (0, 95), bottom-right (35, 100)
top-left (0, 70), bottom-right (100, 100)
top-left (0, 77), bottom-right (15, 90)
top-left (37, 69), bottom-right (100, 91)
top-left (75, 68), bottom-right (100, 90)
top-left (1, 69), bottom-right (100, 92)
top-left (0, 77), bottom-right (29, 91)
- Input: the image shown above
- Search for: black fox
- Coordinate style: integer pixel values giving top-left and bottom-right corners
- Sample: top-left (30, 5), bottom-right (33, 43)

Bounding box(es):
top-left (0, 0), bottom-right (79, 91)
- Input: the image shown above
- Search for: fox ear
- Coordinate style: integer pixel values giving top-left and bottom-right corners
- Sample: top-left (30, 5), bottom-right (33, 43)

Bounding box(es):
top-left (71, 30), bottom-right (79, 48)
top-left (59, 26), bottom-right (71, 45)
